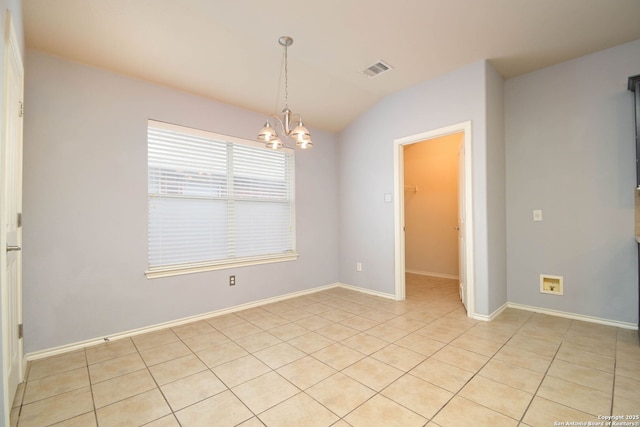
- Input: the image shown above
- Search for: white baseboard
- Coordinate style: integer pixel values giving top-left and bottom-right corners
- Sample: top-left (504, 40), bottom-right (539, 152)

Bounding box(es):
top-left (405, 270), bottom-right (459, 280)
top-left (507, 302), bottom-right (638, 330)
top-left (337, 282), bottom-right (396, 300)
top-left (26, 282), bottom-right (340, 361)
top-left (473, 302), bottom-right (508, 322)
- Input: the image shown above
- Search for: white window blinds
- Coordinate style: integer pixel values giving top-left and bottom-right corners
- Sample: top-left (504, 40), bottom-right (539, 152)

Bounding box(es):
top-left (146, 120), bottom-right (296, 278)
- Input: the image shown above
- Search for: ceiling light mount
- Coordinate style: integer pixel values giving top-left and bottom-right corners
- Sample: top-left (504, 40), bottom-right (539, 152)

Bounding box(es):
top-left (257, 35), bottom-right (312, 150)
top-left (278, 36), bottom-right (293, 47)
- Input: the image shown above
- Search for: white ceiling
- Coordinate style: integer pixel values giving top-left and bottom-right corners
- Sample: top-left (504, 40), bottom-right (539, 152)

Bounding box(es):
top-left (23, 0), bottom-right (640, 133)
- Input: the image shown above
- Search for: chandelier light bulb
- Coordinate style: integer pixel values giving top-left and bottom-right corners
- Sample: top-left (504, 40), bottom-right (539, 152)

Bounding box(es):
top-left (267, 137), bottom-right (283, 150)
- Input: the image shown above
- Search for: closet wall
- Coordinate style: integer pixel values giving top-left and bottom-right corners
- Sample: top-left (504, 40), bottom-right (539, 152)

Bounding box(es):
top-left (404, 133), bottom-right (462, 278)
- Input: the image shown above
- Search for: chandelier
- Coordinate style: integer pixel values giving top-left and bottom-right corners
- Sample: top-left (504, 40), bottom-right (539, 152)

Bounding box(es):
top-left (257, 36), bottom-right (313, 150)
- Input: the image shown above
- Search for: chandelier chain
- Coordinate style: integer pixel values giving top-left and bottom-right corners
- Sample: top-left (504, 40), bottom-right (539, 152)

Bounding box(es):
top-left (284, 44), bottom-right (289, 109)
top-left (274, 51), bottom-right (283, 113)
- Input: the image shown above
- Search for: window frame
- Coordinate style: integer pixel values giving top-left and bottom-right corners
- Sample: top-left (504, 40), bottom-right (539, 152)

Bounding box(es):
top-left (145, 120), bottom-right (297, 279)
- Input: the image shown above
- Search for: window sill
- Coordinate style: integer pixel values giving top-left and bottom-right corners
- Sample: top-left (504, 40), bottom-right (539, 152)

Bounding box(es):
top-left (145, 253), bottom-right (299, 279)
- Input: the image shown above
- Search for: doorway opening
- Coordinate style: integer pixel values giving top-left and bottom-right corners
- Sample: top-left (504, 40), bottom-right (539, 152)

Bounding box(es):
top-left (393, 121), bottom-right (475, 318)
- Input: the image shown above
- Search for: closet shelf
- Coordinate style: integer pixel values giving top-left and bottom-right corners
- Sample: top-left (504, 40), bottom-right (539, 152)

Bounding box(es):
top-left (404, 185), bottom-right (418, 193)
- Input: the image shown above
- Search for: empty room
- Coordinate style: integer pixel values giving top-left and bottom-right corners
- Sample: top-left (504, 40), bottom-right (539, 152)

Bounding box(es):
top-left (1, 1), bottom-right (640, 426)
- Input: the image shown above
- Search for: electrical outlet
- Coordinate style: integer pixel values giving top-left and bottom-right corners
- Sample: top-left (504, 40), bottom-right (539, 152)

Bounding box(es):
top-left (229, 275), bottom-right (236, 286)
top-left (356, 262), bottom-right (362, 272)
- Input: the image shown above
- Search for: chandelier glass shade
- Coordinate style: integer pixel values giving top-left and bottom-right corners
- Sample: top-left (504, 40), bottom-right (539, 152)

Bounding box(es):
top-left (257, 36), bottom-right (313, 150)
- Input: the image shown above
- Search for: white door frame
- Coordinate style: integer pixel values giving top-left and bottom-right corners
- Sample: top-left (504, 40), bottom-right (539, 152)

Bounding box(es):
top-left (393, 121), bottom-right (475, 318)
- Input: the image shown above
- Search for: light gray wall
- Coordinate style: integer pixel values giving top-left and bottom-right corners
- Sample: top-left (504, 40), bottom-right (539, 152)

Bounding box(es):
top-left (505, 39), bottom-right (640, 324)
top-left (485, 62), bottom-right (507, 314)
top-left (23, 50), bottom-right (339, 353)
top-left (337, 60), bottom-right (506, 317)
top-left (0, 0), bottom-right (24, 420)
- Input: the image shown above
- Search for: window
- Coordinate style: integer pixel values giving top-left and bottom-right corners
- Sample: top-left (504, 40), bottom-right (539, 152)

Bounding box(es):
top-left (146, 120), bottom-right (297, 278)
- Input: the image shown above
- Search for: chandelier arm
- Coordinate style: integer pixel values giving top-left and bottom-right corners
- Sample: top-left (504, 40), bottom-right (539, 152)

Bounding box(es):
top-left (266, 114), bottom-right (286, 134)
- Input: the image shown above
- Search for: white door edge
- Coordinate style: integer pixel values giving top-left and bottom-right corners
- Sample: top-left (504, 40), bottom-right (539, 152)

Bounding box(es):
top-left (1, 10), bottom-right (24, 426)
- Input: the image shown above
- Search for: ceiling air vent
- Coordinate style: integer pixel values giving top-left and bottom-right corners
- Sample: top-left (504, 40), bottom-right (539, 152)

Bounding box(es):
top-left (363, 60), bottom-right (393, 78)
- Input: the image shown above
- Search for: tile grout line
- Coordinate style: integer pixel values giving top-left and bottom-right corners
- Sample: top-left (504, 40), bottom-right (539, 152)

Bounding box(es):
top-left (236, 300), bottom-right (374, 425)
top-left (610, 330), bottom-right (618, 418)
top-left (131, 333), bottom-right (183, 426)
top-left (424, 322), bottom-right (518, 425)
top-left (85, 347), bottom-right (100, 427)
top-left (163, 323), bottom-right (271, 424)
top-left (516, 324), bottom-right (566, 426)
top-left (249, 297), bottom-right (414, 424)
top-left (317, 311), bottom-right (467, 425)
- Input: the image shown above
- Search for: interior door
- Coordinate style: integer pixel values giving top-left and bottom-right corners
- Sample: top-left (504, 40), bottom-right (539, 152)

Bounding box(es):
top-left (458, 140), bottom-right (467, 310)
top-left (1, 11), bottom-right (24, 419)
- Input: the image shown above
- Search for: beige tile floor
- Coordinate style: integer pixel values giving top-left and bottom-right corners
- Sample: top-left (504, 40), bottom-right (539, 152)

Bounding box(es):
top-left (11, 274), bottom-right (640, 426)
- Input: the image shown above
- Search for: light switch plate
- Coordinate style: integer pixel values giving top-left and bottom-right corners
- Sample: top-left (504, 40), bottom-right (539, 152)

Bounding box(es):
top-left (533, 210), bottom-right (543, 221)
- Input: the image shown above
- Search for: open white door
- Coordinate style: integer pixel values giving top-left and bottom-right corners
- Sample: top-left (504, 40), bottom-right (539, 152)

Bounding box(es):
top-left (458, 141), bottom-right (467, 310)
top-left (1, 11), bottom-right (24, 424)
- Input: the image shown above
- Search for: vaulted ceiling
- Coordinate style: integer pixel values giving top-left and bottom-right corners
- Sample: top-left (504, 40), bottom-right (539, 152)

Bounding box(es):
top-left (23, 0), bottom-right (640, 132)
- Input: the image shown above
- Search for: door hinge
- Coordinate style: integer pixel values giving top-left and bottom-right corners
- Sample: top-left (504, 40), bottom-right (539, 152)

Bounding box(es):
top-left (18, 101), bottom-right (23, 117)
top-left (17, 212), bottom-right (22, 228)
top-left (18, 323), bottom-right (23, 339)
